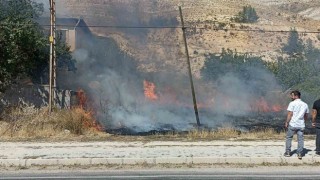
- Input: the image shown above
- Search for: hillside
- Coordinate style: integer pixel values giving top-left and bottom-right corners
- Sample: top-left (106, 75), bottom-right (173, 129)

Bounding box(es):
top-left (57, 0), bottom-right (320, 77)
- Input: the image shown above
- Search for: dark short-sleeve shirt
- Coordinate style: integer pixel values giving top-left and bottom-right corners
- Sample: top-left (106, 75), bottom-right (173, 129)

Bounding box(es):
top-left (312, 99), bottom-right (320, 127)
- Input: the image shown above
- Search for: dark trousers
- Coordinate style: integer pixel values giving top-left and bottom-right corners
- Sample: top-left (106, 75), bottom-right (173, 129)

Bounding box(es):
top-left (316, 128), bottom-right (320, 152)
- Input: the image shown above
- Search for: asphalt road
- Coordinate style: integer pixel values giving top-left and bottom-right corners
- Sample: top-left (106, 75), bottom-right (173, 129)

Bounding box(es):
top-left (1, 167), bottom-right (320, 180)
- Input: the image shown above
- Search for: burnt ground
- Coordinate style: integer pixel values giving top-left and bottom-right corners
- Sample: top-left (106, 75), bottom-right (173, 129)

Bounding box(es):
top-left (231, 113), bottom-right (315, 135)
top-left (105, 112), bottom-right (316, 136)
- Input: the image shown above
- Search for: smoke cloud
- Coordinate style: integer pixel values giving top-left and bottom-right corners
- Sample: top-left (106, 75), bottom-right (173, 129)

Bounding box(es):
top-left (68, 42), bottom-right (285, 133)
top-left (35, 0), bottom-right (69, 18)
top-left (70, 46), bottom-right (198, 133)
top-left (53, 1), bottom-right (286, 133)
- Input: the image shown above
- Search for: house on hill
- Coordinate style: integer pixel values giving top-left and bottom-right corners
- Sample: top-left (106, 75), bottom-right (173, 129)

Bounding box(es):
top-left (37, 17), bottom-right (92, 52)
top-left (0, 18), bottom-right (93, 111)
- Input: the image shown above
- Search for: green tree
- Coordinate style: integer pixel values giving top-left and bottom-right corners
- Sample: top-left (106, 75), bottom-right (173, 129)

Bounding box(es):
top-left (201, 48), bottom-right (265, 81)
top-left (201, 48), bottom-right (271, 95)
top-left (0, 0), bottom-right (74, 92)
top-left (273, 56), bottom-right (311, 90)
top-left (281, 28), bottom-right (304, 56)
top-left (268, 30), bottom-right (320, 94)
top-left (234, 6), bottom-right (259, 23)
top-left (293, 76), bottom-right (320, 104)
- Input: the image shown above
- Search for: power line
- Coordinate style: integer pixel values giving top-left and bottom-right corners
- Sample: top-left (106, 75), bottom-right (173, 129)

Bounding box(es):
top-left (1, 23), bottom-right (320, 34)
top-left (0, 24), bottom-right (182, 29)
top-left (44, 24), bottom-right (183, 29)
top-left (195, 27), bottom-right (320, 34)
top-left (205, 51), bottom-right (279, 55)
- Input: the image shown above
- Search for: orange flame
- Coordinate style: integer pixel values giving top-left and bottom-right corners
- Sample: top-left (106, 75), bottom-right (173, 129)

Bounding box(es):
top-left (141, 81), bottom-right (285, 113)
top-left (76, 89), bottom-right (104, 131)
top-left (255, 97), bottom-right (269, 112)
top-left (271, 104), bottom-right (283, 112)
top-left (143, 80), bottom-right (158, 100)
top-left (252, 97), bottom-right (284, 113)
top-left (77, 89), bottom-right (87, 109)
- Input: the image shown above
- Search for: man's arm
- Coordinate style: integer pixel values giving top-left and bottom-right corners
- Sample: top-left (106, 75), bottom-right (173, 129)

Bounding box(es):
top-left (312, 109), bottom-right (317, 127)
top-left (285, 111), bottom-right (293, 128)
top-left (304, 113), bottom-right (308, 122)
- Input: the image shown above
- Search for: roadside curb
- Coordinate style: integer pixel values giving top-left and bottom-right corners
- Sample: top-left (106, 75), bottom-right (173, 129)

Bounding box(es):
top-left (1, 157), bottom-right (320, 167)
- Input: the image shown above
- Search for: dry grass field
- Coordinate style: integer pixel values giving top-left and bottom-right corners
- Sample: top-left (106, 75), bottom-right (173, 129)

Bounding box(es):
top-left (0, 105), bottom-right (291, 141)
top-left (0, 105), bottom-right (108, 141)
top-left (2, 0), bottom-right (319, 141)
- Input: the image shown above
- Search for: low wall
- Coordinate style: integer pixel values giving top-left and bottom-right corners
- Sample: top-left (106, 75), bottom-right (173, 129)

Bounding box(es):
top-left (0, 85), bottom-right (78, 112)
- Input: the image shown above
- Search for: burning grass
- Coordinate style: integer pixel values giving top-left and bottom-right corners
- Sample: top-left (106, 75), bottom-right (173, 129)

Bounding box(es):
top-left (0, 104), bottom-right (108, 141)
top-left (0, 104), bottom-right (294, 141)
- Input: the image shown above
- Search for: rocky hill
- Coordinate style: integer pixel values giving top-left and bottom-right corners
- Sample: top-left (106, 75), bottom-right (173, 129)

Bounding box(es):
top-left (57, 0), bottom-right (320, 77)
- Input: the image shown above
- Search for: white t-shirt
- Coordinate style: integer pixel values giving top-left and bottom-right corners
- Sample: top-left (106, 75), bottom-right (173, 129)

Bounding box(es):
top-left (287, 99), bottom-right (309, 128)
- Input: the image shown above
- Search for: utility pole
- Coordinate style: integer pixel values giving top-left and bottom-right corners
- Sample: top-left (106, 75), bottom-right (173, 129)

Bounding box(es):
top-left (49, 0), bottom-right (56, 113)
top-left (179, 6), bottom-right (201, 126)
top-left (53, 0), bottom-right (57, 105)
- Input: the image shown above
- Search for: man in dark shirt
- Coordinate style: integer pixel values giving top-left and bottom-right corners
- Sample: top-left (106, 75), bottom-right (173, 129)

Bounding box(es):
top-left (312, 99), bottom-right (320, 155)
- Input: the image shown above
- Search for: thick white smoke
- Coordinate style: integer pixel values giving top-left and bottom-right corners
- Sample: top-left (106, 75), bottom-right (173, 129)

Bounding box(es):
top-left (52, 0), bottom-right (287, 133)
top-left (71, 47), bottom-right (199, 132)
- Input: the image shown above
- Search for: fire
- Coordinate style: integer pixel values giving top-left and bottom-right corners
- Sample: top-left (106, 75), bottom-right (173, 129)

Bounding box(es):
top-left (143, 80), bottom-right (158, 100)
top-left (141, 80), bottom-right (285, 113)
top-left (76, 89), bottom-right (104, 131)
top-left (77, 89), bottom-right (87, 109)
top-left (143, 80), bottom-right (211, 109)
top-left (252, 97), bottom-right (284, 113)
top-left (271, 104), bottom-right (283, 112)
top-left (255, 97), bottom-right (269, 112)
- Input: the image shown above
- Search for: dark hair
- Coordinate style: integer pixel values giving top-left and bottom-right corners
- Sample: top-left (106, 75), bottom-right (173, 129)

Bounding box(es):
top-left (291, 90), bottom-right (301, 98)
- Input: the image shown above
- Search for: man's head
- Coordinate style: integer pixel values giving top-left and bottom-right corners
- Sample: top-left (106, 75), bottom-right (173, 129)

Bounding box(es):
top-left (290, 90), bottom-right (301, 101)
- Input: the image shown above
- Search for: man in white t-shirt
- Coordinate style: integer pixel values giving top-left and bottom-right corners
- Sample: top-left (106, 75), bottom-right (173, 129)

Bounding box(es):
top-left (284, 90), bottom-right (309, 159)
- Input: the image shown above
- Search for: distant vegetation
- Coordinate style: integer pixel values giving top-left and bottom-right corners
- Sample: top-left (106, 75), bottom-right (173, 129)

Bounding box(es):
top-left (281, 28), bottom-right (304, 56)
top-left (274, 28), bottom-right (320, 102)
top-left (201, 28), bottom-right (320, 102)
top-left (0, 0), bottom-right (74, 93)
top-left (201, 48), bottom-right (265, 83)
top-left (201, 48), bottom-right (271, 96)
top-left (232, 5), bottom-right (259, 23)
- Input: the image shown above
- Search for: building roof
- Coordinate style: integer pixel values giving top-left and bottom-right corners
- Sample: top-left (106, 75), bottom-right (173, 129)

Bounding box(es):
top-left (36, 17), bottom-right (90, 31)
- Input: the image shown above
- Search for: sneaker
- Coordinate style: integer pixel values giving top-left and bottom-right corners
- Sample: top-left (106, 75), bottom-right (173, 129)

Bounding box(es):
top-left (284, 151), bottom-right (291, 157)
top-left (297, 153), bottom-right (302, 159)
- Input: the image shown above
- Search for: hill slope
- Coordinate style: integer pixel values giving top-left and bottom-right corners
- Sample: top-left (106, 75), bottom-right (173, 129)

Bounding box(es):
top-left (57, 0), bottom-right (320, 77)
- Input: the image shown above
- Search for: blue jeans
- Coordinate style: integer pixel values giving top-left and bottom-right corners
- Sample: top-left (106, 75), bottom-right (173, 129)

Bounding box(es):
top-left (285, 126), bottom-right (304, 154)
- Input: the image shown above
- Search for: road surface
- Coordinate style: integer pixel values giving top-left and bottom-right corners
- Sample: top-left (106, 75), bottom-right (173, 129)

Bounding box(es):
top-left (1, 167), bottom-right (320, 179)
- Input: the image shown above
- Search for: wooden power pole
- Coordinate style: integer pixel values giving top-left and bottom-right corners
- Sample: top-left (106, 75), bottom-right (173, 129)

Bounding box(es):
top-left (49, 0), bottom-right (56, 113)
top-left (179, 6), bottom-right (201, 126)
top-left (53, 0), bottom-right (57, 104)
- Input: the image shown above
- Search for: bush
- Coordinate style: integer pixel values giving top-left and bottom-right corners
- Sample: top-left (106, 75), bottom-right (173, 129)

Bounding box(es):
top-left (281, 28), bottom-right (304, 56)
top-left (0, 104), bottom-right (103, 139)
top-left (200, 48), bottom-right (272, 96)
top-left (234, 5), bottom-right (259, 23)
top-left (270, 31), bottom-right (320, 91)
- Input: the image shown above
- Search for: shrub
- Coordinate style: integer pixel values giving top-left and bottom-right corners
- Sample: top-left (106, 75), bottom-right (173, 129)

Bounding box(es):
top-left (234, 5), bottom-right (259, 23)
top-left (0, 104), bottom-right (102, 139)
